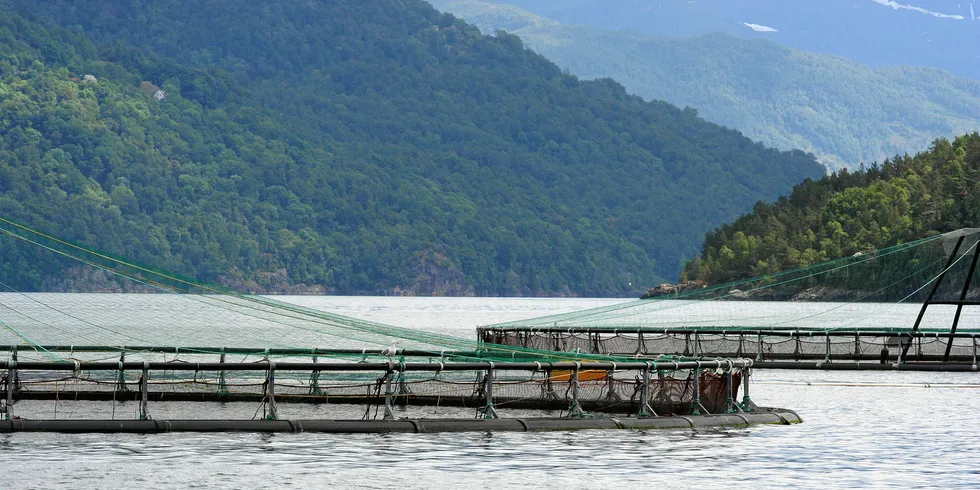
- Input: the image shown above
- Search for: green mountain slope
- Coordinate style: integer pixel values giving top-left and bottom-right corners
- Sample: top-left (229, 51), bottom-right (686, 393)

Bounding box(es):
top-left (682, 134), bottom-right (980, 285)
top-left (0, 1), bottom-right (821, 296)
top-left (431, 0), bottom-right (980, 171)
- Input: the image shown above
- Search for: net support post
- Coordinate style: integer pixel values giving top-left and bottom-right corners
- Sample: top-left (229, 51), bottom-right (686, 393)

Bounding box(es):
top-left (480, 362), bottom-right (498, 419)
top-left (117, 352), bottom-right (129, 392)
top-left (264, 361), bottom-right (278, 421)
top-left (218, 349), bottom-right (228, 396)
top-left (740, 367), bottom-right (753, 412)
top-left (396, 357), bottom-right (411, 403)
top-left (139, 361), bottom-right (150, 420)
top-left (309, 355), bottom-right (323, 396)
top-left (542, 365), bottom-right (559, 401)
top-left (10, 347), bottom-right (19, 392)
top-left (725, 362), bottom-right (739, 413)
top-left (383, 363), bottom-right (396, 421)
top-left (636, 362), bottom-right (656, 418)
top-left (603, 362), bottom-right (622, 405)
top-left (567, 362), bottom-right (586, 418)
top-left (3, 359), bottom-right (15, 420)
top-left (690, 362), bottom-right (706, 416)
top-left (973, 336), bottom-right (978, 371)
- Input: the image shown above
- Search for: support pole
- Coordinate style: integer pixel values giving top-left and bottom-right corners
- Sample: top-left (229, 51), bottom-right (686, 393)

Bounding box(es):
top-left (218, 349), bottom-right (228, 395)
top-left (567, 362), bottom-right (586, 418)
top-left (309, 355), bottom-right (323, 396)
top-left (139, 361), bottom-right (150, 420)
top-left (3, 360), bottom-right (15, 420)
top-left (636, 362), bottom-right (656, 417)
top-left (690, 363), bottom-right (705, 416)
top-left (944, 242), bottom-right (980, 361)
top-left (725, 362), bottom-right (737, 413)
top-left (10, 347), bottom-right (18, 391)
top-left (740, 367), bottom-right (753, 412)
top-left (117, 352), bottom-right (128, 392)
top-left (903, 236), bottom-right (964, 358)
top-left (973, 336), bottom-right (978, 371)
top-left (264, 361), bottom-right (278, 421)
top-left (481, 363), bottom-right (498, 419)
top-left (383, 364), bottom-right (395, 421)
top-left (396, 357), bottom-right (411, 404)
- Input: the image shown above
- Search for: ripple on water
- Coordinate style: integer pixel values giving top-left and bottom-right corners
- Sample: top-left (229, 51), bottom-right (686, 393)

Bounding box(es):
top-left (2, 297), bottom-right (980, 488)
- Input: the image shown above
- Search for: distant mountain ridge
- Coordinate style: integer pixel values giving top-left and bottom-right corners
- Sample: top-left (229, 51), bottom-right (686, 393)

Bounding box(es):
top-left (486, 0), bottom-right (980, 80)
top-left (431, 0), bottom-right (980, 170)
top-left (0, 0), bottom-right (823, 296)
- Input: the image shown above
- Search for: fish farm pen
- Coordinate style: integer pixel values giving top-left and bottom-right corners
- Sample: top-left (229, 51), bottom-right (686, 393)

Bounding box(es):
top-left (0, 217), bottom-right (801, 433)
top-left (4, 221), bottom-right (979, 432)
top-left (0, 348), bottom-right (799, 433)
top-left (481, 228), bottom-right (980, 371)
top-left (477, 327), bottom-right (980, 371)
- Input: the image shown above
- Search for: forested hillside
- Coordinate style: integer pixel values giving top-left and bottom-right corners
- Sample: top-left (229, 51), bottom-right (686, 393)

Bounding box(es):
top-left (682, 134), bottom-right (980, 285)
top-left (432, 0), bottom-right (980, 170)
top-left (0, 0), bottom-right (822, 296)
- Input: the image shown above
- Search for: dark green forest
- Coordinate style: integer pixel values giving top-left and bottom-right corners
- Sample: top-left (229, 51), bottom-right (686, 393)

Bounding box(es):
top-left (0, 0), bottom-right (822, 296)
top-left (683, 134), bottom-right (980, 285)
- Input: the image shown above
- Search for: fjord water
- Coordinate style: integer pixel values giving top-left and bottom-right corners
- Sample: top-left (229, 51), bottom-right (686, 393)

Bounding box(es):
top-left (2, 296), bottom-right (979, 489)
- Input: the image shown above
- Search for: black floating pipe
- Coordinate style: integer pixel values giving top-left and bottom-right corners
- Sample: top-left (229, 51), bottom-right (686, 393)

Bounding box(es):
top-left (0, 359), bottom-right (752, 372)
top-left (758, 361), bottom-right (979, 371)
top-left (0, 410), bottom-right (802, 434)
top-left (0, 346), bottom-right (521, 358)
top-left (476, 328), bottom-right (980, 338)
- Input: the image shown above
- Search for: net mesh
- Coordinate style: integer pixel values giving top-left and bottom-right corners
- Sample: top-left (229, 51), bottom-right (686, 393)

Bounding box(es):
top-left (10, 358), bottom-right (738, 417)
top-left (1, 216), bottom-right (745, 418)
top-left (0, 216), bottom-right (658, 363)
top-left (487, 230), bottom-right (980, 333)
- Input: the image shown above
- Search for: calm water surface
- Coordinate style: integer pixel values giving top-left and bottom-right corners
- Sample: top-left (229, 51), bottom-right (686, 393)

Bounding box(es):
top-left (2, 297), bottom-right (979, 489)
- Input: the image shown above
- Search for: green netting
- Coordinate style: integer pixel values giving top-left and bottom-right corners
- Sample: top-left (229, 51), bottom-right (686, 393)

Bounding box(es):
top-left (490, 229), bottom-right (980, 333)
top-left (0, 216), bottom-right (675, 364)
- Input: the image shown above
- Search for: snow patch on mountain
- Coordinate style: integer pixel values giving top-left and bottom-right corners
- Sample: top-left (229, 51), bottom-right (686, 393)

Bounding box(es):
top-left (744, 23), bottom-right (778, 32)
top-left (870, 0), bottom-right (965, 19)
